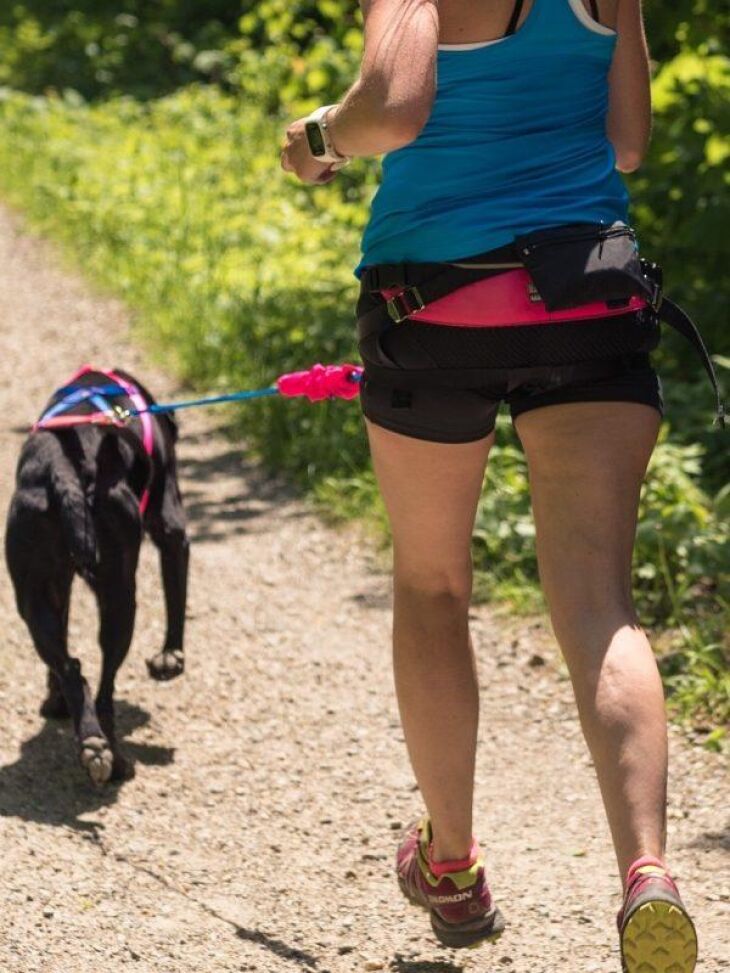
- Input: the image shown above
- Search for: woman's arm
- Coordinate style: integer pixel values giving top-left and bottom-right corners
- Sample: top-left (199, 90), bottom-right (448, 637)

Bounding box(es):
top-left (328, 0), bottom-right (439, 156)
top-left (281, 0), bottom-right (438, 183)
top-left (606, 0), bottom-right (652, 173)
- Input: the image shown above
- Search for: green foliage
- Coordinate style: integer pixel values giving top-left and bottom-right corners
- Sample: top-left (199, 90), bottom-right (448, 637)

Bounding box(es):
top-left (230, 0), bottom-right (362, 116)
top-left (636, 432), bottom-right (729, 627)
top-left (0, 1), bottom-right (363, 106)
top-left (472, 433), bottom-right (539, 605)
top-left (659, 624), bottom-right (730, 733)
top-left (627, 51), bottom-right (729, 492)
top-left (643, 0), bottom-right (729, 60)
top-left (0, 1), bottom-right (240, 99)
top-left (629, 53), bottom-right (729, 359)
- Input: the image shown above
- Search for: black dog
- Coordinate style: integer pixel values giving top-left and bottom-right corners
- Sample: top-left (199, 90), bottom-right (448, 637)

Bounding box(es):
top-left (5, 367), bottom-right (189, 785)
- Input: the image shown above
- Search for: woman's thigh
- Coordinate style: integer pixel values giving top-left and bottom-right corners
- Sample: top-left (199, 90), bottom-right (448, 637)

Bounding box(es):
top-left (365, 420), bottom-right (494, 591)
top-left (514, 401), bottom-right (660, 628)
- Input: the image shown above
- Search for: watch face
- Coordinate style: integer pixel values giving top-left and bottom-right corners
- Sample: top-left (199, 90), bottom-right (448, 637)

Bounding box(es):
top-left (305, 121), bottom-right (326, 157)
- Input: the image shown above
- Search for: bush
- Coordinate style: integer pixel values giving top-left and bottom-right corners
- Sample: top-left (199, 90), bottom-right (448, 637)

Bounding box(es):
top-left (0, 1), bottom-right (240, 99)
top-left (229, 0), bottom-right (362, 116)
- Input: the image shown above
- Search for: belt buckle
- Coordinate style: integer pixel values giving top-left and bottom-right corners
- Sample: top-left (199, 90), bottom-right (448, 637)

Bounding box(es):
top-left (650, 280), bottom-right (663, 312)
top-left (112, 404), bottom-right (131, 424)
top-left (387, 286), bottom-right (425, 323)
top-left (527, 281), bottom-right (543, 304)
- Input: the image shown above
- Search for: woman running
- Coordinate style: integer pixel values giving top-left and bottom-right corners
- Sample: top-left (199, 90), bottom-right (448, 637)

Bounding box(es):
top-left (282, 2), bottom-right (698, 971)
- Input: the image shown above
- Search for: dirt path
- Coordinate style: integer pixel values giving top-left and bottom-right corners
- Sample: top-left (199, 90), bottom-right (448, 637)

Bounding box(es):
top-left (0, 205), bottom-right (726, 973)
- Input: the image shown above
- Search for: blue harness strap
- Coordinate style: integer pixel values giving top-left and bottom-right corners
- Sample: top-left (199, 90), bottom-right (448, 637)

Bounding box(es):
top-left (54, 383), bottom-right (127, 398)
top-left (38, 384), bottom-right (129, 426)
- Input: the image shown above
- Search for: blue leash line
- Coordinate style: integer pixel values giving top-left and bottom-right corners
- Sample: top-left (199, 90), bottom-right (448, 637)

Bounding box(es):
top-left (130, 386), bottom-right (280, 416)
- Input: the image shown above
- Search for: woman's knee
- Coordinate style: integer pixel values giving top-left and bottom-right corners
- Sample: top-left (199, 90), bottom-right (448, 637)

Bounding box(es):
top-left (547, 584), bottom-right (637, 630)
top-left (548, 594), bottom-right (646, 682)
top-left (541, 559), bottom-right (636, 632)
top-left (394, 556), bottom-right (474, 609)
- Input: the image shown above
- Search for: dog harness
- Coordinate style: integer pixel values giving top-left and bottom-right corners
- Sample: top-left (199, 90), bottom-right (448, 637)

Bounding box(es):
top-left (35, 364), bottom-right (155, 514)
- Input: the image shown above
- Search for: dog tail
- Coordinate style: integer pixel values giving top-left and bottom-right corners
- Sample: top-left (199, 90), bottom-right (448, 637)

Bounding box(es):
top-left (49, 463), bottom-right (98, 586)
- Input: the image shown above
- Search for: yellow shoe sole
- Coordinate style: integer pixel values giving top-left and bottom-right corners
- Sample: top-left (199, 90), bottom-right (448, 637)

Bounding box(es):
top-left (621, 900), bottom-right (698, 973)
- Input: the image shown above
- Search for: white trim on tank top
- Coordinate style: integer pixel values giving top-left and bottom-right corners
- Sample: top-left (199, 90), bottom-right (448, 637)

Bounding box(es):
top-left (568, 0), bottom-right (616, 36)
top-left (437, 0), bottom-right (615, 50)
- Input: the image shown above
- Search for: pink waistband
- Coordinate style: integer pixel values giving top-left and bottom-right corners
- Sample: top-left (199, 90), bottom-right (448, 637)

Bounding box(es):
top-left (383, 269), bottom-right (647, 327)
top-left (71, 364), bottom-right (154, 515)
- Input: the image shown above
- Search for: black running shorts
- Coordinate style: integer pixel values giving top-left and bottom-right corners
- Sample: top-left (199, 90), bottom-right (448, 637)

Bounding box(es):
top-left (358, 315), bottom-right (664, 444)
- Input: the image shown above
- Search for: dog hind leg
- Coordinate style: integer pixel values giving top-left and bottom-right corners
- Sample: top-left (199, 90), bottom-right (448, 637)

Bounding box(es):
top-left (39, 570), bottom-right (73, 719)
top-left (21, 584), bottom-right (114, 785)
top-left (92, 515), bottom-right (140, 782)
top-left (94, 573), bottom-right (137, 782)
top-left (7, 498), bottom-right (74, 720)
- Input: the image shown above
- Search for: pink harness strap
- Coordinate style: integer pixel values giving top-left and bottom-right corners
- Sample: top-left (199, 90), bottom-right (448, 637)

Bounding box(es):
top-left (71, 365), bottom-right (154, 515)
top-left (384, 269), bottom-right (647, 327)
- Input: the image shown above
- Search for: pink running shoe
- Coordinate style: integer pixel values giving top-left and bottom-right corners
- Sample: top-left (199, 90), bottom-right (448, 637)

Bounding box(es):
top-left (618, 856), bottom-right (698, 973)
top-left (396, 817), bottom-right (505, 949)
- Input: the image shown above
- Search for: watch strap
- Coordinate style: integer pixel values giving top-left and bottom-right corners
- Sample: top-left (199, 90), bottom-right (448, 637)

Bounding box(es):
top-left (306, 105), bottom-right (350, 166)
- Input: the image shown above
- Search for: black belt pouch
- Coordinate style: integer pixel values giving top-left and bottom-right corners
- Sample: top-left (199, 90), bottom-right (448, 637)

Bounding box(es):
top-left (514, 222), bottom-right (657, 311)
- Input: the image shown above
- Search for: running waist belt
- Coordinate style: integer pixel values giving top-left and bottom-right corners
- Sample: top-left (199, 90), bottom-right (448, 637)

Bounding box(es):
top-left (379, 272), bottom-right (648, 327)
top-left (357, 254), bottom-right (725, 426)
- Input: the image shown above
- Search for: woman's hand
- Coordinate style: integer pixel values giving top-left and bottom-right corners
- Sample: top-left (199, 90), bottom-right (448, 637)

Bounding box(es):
top-left (281, 118), bottom-right (339, 185)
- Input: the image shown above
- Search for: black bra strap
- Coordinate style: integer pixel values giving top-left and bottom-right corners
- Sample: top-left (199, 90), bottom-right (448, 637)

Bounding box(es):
top-left (589, 0), bottom-right (601, 23)
top-left (505, 0), bottom-right (525, 36)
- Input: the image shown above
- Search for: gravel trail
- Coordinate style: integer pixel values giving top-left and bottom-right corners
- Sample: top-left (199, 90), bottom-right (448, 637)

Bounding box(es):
top-left (0, 205), bottom-right (727, 973)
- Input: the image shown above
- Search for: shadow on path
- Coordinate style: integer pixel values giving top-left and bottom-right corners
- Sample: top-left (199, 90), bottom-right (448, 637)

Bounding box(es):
top-left (686, 820), bottom-right (729, 853)
top-left (0, 701), bottom-right (174, 831)
top-left (177, 441), bottom-right (305, 543)
top-left (236, 927), bottom-right (319, 969)
top-left (390, 958), bottom-right (468, 973)
top-left (122, 852), bottom-right (323, 970)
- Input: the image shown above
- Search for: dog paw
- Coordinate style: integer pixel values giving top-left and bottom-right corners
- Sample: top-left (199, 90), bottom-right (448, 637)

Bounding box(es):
top-left (146, 649), bottom-right (185, 681)
top-left (40, 694), bottom-right (70, 719)
top-left (79, 736), bottom-right (114, 787)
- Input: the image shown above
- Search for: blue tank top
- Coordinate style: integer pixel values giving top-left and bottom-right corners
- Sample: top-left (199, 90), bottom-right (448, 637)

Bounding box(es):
top-left (357, 0), bottom-right (630, 275)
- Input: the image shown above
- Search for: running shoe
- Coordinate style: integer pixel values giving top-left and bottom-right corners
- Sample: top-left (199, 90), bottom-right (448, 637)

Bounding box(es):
top-left (618, 855), bottom-right (698, 973)
top-left (395, 816), bottom-right (505, 949)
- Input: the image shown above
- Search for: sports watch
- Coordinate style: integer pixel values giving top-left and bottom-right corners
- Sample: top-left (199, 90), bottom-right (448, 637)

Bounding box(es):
top-left (304, 105), bottom-right (351, 169)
